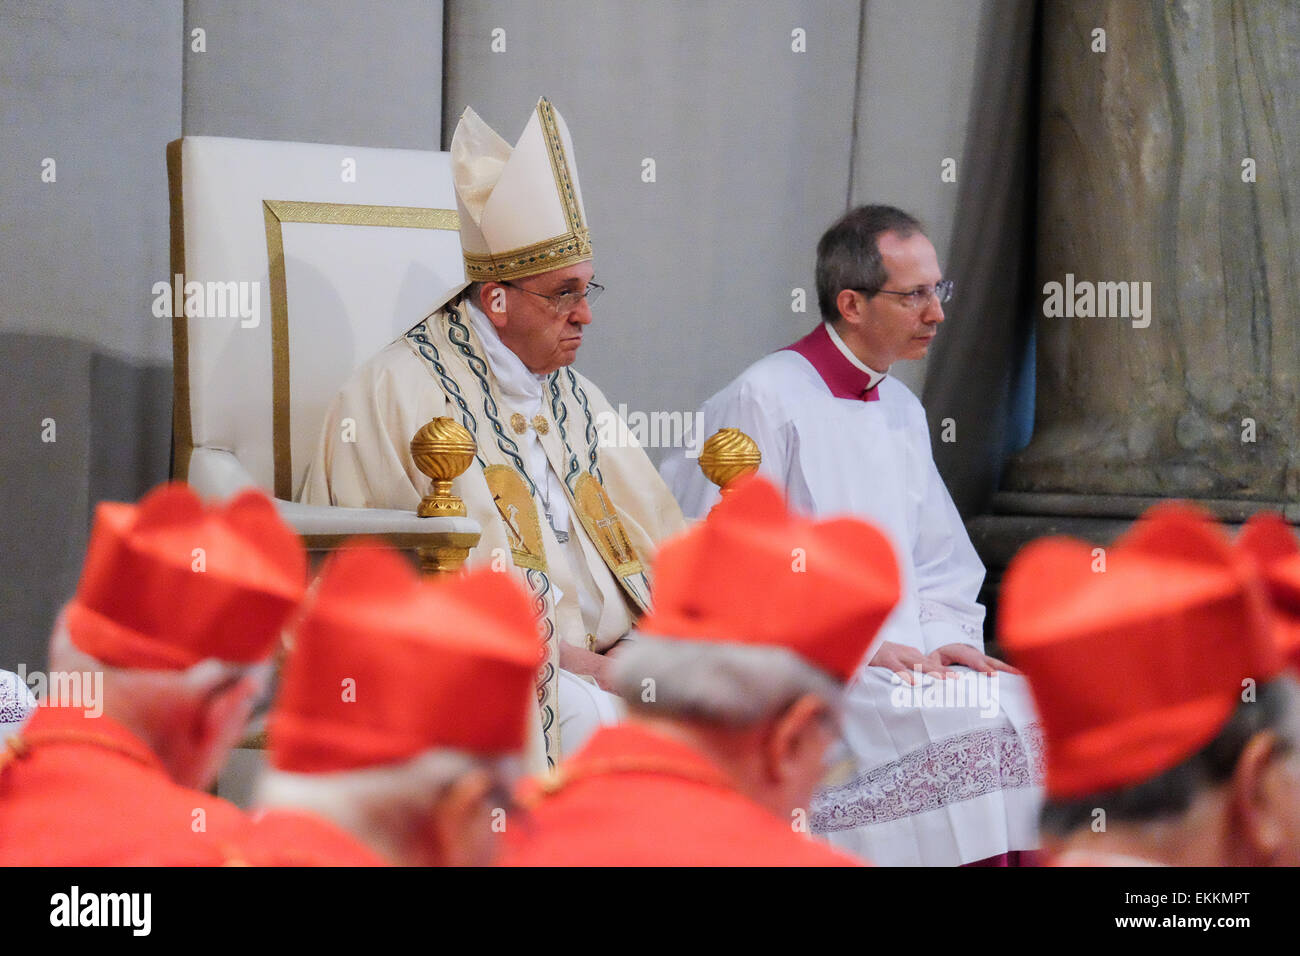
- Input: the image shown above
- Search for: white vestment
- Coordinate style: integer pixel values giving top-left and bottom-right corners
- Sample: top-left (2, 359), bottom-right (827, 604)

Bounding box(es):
top-left (0, 670), bottom-right (35, 739)
top-left (302, 299), bottom-right (685, 768)
top-left (663, 326), bottom-right (1044, 866)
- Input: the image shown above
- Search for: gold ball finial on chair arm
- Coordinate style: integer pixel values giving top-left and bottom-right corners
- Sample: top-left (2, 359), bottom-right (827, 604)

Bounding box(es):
top-left (698, 427), bottom-right (762, 495)
top-left (411, 417), bottom-right (476, 518)
top-left (410, 417), bottom-right (478, 577)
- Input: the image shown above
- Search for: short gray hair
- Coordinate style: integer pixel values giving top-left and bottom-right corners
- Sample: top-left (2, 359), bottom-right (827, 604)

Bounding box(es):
top-left (459, 282), bottom-right (484, 309)
top-left (255, 748), bottom-right (495, 864)
top-left (815, 204), bottom-right (924, 321)
top-left (611, 636), bottom-right (843, 727)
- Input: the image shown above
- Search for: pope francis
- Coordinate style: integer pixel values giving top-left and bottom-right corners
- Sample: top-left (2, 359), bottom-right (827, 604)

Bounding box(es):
top-left (300, 97), bottom-right (685, 770)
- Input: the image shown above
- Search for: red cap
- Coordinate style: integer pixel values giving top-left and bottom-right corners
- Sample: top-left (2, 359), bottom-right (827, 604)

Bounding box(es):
top-left (636, 476), bottom-right (900, 682)
top-left (1236, 512), bottom-right (1300, 667)
top-left (269, 543), bottom-right (542, 772)
top-left (999, 502), bottom-right (1283, 799)
top-left (65, 483), bottom-right (306, 669)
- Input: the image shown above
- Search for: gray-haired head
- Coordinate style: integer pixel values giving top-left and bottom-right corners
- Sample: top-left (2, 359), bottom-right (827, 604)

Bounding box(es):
top-left (611, 635), bottom-right (844, 727)
top-left (256, 748), bottom-right (520, 866)
top-left (815, 204), bottom-right (925, 322)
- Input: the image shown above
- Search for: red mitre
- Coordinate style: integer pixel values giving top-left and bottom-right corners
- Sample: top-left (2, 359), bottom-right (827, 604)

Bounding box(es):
top-left (65, 483), bottom-right (306, 670)
top-left (635, 475), bottom-right (900, 682)
top-left (999, 502), bottom-right (1284, 800)
top-left (269, 543), bottom-right (541, 773)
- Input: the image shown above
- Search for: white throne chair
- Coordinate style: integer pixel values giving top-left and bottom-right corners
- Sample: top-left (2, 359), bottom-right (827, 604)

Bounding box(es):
top-left (166, 134), bottom-right (480, 569)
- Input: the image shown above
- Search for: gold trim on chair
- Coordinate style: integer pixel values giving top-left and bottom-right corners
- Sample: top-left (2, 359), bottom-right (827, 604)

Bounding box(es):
top-left (260, 199), bottom-right (460, 500)
top-left (166, 140), bottom-right (193, 483)
top-left (299, 531), bottom-right (480, 552)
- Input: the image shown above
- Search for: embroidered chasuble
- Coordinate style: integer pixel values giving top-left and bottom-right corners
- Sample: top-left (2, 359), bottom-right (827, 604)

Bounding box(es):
top-left (301, 302), bottom-right (685, 769)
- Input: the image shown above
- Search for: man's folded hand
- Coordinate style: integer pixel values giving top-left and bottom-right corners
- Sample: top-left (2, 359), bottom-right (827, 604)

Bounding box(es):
top-left (868, 641), bottom-right (953, 683)
top-left (558, 641), bottom-right (619, 693)
top-left (927, 643), bottom-right (1022, 676)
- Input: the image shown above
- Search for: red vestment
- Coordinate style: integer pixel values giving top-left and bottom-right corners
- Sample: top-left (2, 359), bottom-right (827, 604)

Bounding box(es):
top-left (501, 724), bottom-right (864, 867)
top-left (0, 706), bottom-right (250, 865)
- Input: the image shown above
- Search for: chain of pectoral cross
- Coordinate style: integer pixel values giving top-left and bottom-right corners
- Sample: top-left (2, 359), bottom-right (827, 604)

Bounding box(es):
top-left (539, 469), bottom-right (569, 543)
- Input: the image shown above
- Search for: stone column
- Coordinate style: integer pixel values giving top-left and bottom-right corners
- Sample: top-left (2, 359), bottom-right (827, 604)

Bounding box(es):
top-left (1001, 0), bottom-right (1299, 519)
top-left (967, 0), bottom-right (1299, 647)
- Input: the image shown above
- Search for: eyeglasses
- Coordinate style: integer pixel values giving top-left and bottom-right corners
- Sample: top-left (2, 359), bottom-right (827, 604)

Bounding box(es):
top-left (501, 280), bottom-right (604, 315)
top-left (856, 279), bottom-right (954, 311)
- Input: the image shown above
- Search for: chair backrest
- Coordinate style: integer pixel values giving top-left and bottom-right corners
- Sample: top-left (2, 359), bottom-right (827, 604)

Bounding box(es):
top-left (168, 135), bottom-right (465, 500)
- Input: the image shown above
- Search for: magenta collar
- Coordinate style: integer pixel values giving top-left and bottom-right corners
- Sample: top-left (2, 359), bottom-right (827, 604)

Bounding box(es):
top-left (782, 324), bottom-right (881, 402)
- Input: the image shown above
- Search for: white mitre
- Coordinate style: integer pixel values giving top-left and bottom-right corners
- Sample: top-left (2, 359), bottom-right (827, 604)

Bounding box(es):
top-left (451, 96), bottom-right (593, 282)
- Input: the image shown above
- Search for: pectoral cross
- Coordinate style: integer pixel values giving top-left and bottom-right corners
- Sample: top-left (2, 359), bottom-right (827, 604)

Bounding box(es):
top-left (547, 509), bottom-right (569, 544)
top-left (541, 471), bottom-right (569, 543)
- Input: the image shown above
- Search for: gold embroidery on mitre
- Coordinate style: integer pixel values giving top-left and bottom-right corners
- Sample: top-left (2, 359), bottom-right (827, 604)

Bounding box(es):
top-left (532, 415), bottom-right (550, 435)
top-left (484, 465), bottom-right (547, 571)
top-left (537, 97), bottom-right (586, 237)
top-left (462, 230), bottom-right (593, 282)
top-left (573, 474), bottom-right (644, 578)
top-left (461, 97), bottom-right (593, 283)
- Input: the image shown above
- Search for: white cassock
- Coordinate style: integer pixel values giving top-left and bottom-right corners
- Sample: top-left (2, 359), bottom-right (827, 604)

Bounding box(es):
top-left (663, 321), bottom-right (1044, 866)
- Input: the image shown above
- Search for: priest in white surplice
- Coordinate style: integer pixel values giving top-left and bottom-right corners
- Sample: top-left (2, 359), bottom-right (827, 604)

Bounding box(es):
top-left (302, 97), bottom-right (685, 771)
top-left (663, 205), bottom-right (1044, 866)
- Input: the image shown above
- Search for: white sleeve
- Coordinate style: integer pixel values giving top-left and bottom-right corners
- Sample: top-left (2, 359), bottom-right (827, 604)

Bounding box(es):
top-left (660, 376), bottom-right (793, 520)
top-left (910, 414), bottom-right (987, 654)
